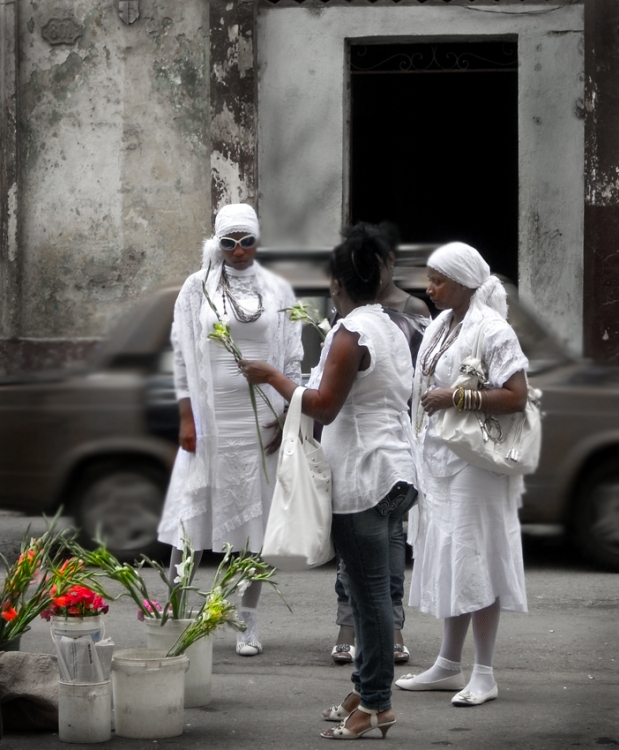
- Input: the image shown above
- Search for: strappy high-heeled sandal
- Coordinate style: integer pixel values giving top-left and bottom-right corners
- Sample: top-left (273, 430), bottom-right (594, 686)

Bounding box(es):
top-left (322, 689), bottom-right (360, 722)
top-left (320, 706), bottom-right (396, 740)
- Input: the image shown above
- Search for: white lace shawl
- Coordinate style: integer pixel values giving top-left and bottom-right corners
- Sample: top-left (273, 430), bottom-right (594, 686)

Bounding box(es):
top-left (158, 258), bottom-right (303, 540)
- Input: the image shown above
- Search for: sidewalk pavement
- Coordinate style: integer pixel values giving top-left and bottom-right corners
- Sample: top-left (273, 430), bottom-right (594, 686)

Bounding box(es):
top-left (3, 550), bottom-right (618, 750)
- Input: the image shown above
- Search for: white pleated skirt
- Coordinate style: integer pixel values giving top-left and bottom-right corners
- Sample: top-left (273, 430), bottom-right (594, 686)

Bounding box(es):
top-left (409, 464), bottom-right (527, 619)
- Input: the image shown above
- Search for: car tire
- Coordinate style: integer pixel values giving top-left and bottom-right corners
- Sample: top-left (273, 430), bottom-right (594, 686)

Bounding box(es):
top-left (570, 456), bottom-right (619, 572)
top-left (70, 459), bottom-right (168, 563)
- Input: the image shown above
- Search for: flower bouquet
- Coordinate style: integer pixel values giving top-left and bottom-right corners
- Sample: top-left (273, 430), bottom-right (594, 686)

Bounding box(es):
top-left (280, 300), bottom-right (331, 341)
top-left (165, 541), bottom-right (288, 657)
top-left (41, 583), bottom-right (109, 621)
top-left (66, 534), bottom-right (287, 712)
top-left (64, 533), bottom-right (288, 654)
top-left (0, 516), bottom-right (97, 651)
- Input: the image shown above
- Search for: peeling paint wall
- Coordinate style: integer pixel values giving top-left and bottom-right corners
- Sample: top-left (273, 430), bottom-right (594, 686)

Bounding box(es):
top-left (257, 4), bottom-right (585, 356)
top-left (583, 0), bottom-right (619, 364)
top-left (209, 0), bottom-right (257, 213)
top-left (18, 1), bottom-right (210, 340)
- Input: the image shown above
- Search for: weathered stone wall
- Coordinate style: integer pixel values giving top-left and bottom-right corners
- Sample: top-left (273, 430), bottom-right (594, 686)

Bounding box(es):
top-left (257, 3), bottom-right (585, 356)
top-left (16, 0), bottom-right (210, 341)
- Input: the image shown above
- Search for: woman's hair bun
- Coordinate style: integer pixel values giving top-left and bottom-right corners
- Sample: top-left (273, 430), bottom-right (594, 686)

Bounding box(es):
top-left (330, 221), bottom-right (395, 302)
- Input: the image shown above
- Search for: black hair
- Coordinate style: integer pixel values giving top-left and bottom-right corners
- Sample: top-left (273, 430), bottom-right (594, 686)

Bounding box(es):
top-left (329, 222), bottom-right (391, 303)
top-left (377, 221), bottom-right (400, 259)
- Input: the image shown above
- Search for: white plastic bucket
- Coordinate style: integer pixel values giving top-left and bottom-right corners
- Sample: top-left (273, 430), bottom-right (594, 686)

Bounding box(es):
top-left (51, 616), bottom-right (105, 644)
top-left (145, 618), bottom-right (213, 707)
top-left (111, 648), bottom-right (189, 739)
top-left (58, 680), bottom-right (112, 744)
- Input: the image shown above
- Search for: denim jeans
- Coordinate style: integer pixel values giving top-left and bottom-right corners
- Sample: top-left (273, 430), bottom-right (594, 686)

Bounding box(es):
top-left (332, 483), bottom-right (417, 712)
top-left (334, 511), bottom-right (406, 630)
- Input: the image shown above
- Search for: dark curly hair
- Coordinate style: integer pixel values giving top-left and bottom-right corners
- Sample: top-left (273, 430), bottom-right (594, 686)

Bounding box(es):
top-left (330, 222), bottom-right (392, 303)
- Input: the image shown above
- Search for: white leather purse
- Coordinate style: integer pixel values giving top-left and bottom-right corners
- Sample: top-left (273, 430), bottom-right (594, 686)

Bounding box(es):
top-left (261, 386), bottom-right (335, 571)
top-left (435, 321), bottom-right (542, 476)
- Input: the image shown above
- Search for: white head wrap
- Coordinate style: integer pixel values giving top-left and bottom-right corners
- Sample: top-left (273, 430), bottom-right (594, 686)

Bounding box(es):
top-left (202, 203), bottom-right (260, 270)
top-left (428, 241), bottom-right (507, 320)
top-left (214, 203), bottom-right (260, 240)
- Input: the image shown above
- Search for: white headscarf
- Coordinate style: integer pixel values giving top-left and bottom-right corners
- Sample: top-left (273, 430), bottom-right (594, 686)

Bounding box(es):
top-left (202, 203), bottom-right (260, 270)
top-left (427, 241), bottom-right (507, 320)
top-left (214, 203), bottom-right (260, 240)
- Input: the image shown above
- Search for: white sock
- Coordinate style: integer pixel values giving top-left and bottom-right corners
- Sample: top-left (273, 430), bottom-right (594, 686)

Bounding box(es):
top-left (237, 607), bottom-right (260, 645)
top-left (464, 663), bottom-right (496, 695)
top-left (413, 656), bottom-right (462, 683)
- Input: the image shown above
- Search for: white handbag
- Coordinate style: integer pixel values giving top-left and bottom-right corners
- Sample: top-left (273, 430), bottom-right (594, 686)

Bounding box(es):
top-left (261, 386), bottom-right (335, 571)
top-left (435, 321), bottom-right (542, 476)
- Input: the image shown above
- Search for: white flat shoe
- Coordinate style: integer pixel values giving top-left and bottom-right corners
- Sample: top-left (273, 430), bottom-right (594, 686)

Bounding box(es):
top-left (451, 685), bottom-right (498, 706)
top-left (236, 640), bottom-right (263, 656)
top-left (395, 672), bottom-right (465, 692)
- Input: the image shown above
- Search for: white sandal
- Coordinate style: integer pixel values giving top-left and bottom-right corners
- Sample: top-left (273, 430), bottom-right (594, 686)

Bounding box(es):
top-left (321, 706), bottom-right (396, 740)
top-left (322, 689), bottom-right (360, 722)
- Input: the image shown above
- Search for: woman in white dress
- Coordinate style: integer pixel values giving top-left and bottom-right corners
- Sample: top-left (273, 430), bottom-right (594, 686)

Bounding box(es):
top-left (241, 224), bottom-right (417, 739)
top-left (396, 242), bottom-right (528, 706)
top-left (157, 203), bottom-right (303, 656)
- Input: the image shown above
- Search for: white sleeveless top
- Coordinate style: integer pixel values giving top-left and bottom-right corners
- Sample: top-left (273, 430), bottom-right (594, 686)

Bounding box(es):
top-left (307, 304), bottom-right (416, 514)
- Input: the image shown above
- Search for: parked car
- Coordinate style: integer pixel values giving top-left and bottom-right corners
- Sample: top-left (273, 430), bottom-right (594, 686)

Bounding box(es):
top-left (0, 248), bottom-right (618, 570)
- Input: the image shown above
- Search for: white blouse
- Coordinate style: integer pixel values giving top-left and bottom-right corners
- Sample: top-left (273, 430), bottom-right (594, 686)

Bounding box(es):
top-left (307, 305), bottom-right (416, 514)
top-left (413, 308), bottom-right (529, 479)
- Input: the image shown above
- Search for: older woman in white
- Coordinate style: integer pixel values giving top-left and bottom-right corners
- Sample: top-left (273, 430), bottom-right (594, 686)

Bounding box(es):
top-left (396, 242), bottom-right (528, 706)
top-left (158, 203), bottom-right (303, 656)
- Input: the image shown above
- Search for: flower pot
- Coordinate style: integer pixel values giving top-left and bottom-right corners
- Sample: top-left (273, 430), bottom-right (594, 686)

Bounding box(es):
top-left (58, 680), bottom-right (112, 744)
top-left (111, 649), bottom-right (189, 739)
top-left (0, 635), bottom-right (22, 652)
top-left (0, 626), bottom-right (30, 652)
top-left (145, 618), bottom-right (213, 707)
top-left (50, 616), bottom-right (105, 644)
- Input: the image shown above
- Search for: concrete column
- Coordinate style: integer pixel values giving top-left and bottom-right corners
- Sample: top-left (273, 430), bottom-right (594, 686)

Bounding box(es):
top-left (0, 0), bottom-right (20, 338)
top-left (209, 0), bottom-right (257, 217)
top-left (584, 0), bottom-right (619, 363)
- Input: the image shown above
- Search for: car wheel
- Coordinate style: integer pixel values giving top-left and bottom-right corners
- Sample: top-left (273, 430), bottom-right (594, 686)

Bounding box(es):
top-left (571, 456), bottom-right (619, 572)
top-left (71, 460), bottom-right (168, 563)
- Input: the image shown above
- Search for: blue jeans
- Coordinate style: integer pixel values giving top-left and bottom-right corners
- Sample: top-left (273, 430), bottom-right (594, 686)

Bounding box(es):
top-left (332, 483), bottom-right (417, 712)
top-left (334, 512), bottom-right (406, 630)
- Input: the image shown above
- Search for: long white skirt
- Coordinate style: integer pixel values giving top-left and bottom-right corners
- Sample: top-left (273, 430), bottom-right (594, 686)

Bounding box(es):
top-left (409, 464), bottom-right (527, 619)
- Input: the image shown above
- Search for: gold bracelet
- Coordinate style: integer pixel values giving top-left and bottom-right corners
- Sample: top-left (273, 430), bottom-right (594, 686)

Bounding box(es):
top-left (456, 386), bottom-right (465, 413)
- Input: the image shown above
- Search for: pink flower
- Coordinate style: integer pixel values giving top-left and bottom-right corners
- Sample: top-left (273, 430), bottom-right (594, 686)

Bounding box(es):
top-left (137, 599), bottom-right (163, 621)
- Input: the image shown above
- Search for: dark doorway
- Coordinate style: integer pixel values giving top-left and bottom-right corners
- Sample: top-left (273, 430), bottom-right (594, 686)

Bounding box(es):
top-left (350, 41), bottom-right (519, 281)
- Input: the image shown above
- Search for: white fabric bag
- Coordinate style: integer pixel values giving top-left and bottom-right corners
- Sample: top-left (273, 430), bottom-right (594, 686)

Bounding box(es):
top-left (435, 321), bottom-right (542, 476)
top-left (261, 386), bottom-right (335, 571)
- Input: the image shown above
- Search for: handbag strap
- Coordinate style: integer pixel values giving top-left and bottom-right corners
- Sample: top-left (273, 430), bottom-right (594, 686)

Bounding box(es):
top-left (471, 319), bottom-right (490, 361)
top-left (281, 386), bottom-right (309, 456)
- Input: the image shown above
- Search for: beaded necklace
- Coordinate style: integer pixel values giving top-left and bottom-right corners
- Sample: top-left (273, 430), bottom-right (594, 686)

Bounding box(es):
top-left (220, 262), bottom-right (264, 324)
top-left (414, 316), bottom-right (462, 436)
